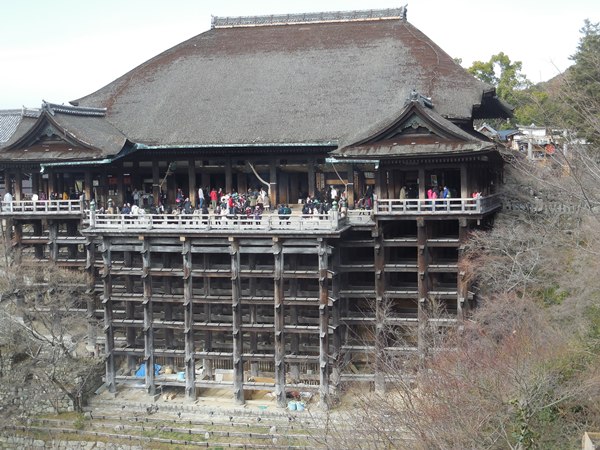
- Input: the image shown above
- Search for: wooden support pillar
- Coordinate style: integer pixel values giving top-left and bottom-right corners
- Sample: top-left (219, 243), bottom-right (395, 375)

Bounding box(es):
top-left (116, 168), bottom-right (124, 207)
top-left (269, 160), bottom-right (277, 207)
top-left (188, 159), bottom-right (196, 206)
top-left (418, 168), bottom-right (426, 199)
top-left (32, 172), bottom-right (40, 197)
top-left (162, 254), bottom-right (175, 367)
top-left (182, 238), bottom-right (196, 400)
top-left (67, 221), bottom-right (78, 258)
top-left (318, 239), bottom-right (330, 409)
top-left (84, 170), bottom-right (93, 203)
top-left (152, 160), bottom-right (160, 207)
top-left (167, 169), bottom-right (176, 206)
top-left (101, 237), bottom-right (116, 393)
top-left (225, 158), bottom-right (233, 194)
top-left (308, 157), bottom-right (316, 198)
top-left (13, 222), bottom-right (22, 265)
top-left (289, 255), bottom-right (300, 381)
top-left (248, 254), bottom-right (259, 377)
top-left (2, 218), bottom-right (13, 265)
top-left (374, 226), bottom-right (386, 392)
top-left (457, 218), bottom-right (470, 320)
top-left (99, 171), bottom-right (108, 209)
top-left (273, 238), bottom-right (286, 407)
top-left (346, 165), bottom-right (355, 208)
top-left (330, 246), bottom-right (341, 390)
top-left (48, 221), bottom-right (59, 261)
top-left (203, 253), bottom-right (213, 378)
top-left (460, 164), bottom-right (468, 199)
top-left (238, 166), bottom-right (247, 195)
top-left (230, 237), bottom-right (244, 404)
top-left (14, 169), bottom-right (22, 201)
top-left (47, 170), bottom-right (56, 198)
top-left (33, 221), bottom-right (44, 259)
top-left (417, 218), bottom-right (429, 358)
top-left (375, 169), bottom-right (385, 202)
top-left (131, 161), bottom-right (141, 193)
top-left (124, 251), bottom-right (136, 371)
top-left (142, 238), bottom-right (155, 396)
top-left (58, 173), bottom-right (65, 198)
top-left (85, 238), bottom-right (98, 355)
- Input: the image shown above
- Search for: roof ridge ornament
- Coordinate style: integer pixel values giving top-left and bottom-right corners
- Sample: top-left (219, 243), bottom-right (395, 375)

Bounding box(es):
top-left (409, 89), bottom-right (433, 109)
top-left (211, 6), bottom-right (408, 29)
top-left (41, 101), bottom-right (107, 117)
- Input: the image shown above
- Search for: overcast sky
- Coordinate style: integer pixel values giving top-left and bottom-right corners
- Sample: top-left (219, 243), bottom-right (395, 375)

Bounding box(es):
top-left (0, 0), bottom-right (597, 109)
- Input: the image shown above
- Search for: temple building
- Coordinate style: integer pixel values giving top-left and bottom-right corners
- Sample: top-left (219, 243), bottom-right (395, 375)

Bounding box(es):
top-left (0, 7), bottom-right (509, 408)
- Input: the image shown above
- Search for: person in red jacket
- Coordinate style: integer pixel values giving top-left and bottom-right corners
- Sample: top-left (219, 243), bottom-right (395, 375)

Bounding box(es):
top-left (210, 188), bottom-right (218, 211)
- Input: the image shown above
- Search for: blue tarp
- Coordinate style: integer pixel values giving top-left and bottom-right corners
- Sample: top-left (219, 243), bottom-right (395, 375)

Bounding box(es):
top-left (135, 364), bottom-right (161, 377)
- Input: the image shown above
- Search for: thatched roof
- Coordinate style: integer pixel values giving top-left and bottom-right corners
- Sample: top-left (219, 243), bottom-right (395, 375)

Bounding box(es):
top-left (73, 11), bottom-right (508, 148)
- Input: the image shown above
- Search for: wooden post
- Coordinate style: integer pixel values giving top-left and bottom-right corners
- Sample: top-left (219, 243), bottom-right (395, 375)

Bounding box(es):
top-left (269, 160), bottom-right (277, 207)
top-left (14, 169), bottom-right (22, 201)
top-left (417, 218), bottom-right (429, 358)
top-left (67, 221), bottom-right (78, 258)
top-left (457, 218), bottom-right (469, 320)
top-left (116, 168), bottom-right (124, 207)
top-left (318, 239), bottom-right (330, 409)
top-left (124, 251), bottom-right (136, 371)
top-left (47, 170), bottom-right (56, 198)
top-left (418, 168), bottom-right (426, 199)
top-left (101, 237), bottom-right (116, 393)
top-left (289, 255), bottom-right (300, 381)
top-left (152, 160), bottom-right (160, 207)
top-left (225, 158), bottom-right (233, 194)
top-left (188, 159), bottom-right (196, 206)
top-left (13, 222), bottom-right (22, 265)
top-left (346, 164), bottom-right (355, 208)
top-left (308, 157), bottom-right (316, 198)
top-left (85, 237), bottom-right (98, 354)
top-left (248, 254), bottom-right (259, 377)
top-left (162, 255), bottom-right (175, 368)
top-left (374, 226), bottom-right (386, 392)
top-left (330, 246), bottom-right (341, 391)
top-left (460, 164), bottom-right (468, 199)
top-left (142, 237), bottom-right (155, 396)
top-left (99, 171), bottom-right (108, 209)
top-left (273, 238), bottom-right (286, 407)
top-left (230, 237), bottom-right (244, 404)
top-left (48, 221), bottom-right (59, 261)
top-left (84, 170), bottom-right (92, 203)
top-left (203, 253), bottom-right (213, 378)
top-left (33, 221), bottom-right (44, 259)
top-left (182, 238), bottom-right (196, 400)
top-left (32, 172), bottom-right (40, 198)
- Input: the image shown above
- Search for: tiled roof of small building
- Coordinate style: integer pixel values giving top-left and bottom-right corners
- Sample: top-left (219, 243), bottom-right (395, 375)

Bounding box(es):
top-left (0, 108), bottom-right (40, 144)
top-left (73, 10), bottom-right (508, 148)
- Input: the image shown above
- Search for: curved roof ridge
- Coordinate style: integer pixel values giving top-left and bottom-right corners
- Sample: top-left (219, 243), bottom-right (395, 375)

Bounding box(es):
top-left (211, 7), bottom-right (407, 29)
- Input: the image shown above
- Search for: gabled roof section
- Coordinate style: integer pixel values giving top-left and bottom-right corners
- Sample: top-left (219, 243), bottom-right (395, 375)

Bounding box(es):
top-left (0, 108), bottom-right (40, 144)
top-left (73, 9), bottom-right (507, 147)
top-left (332, 93), bottom-right (495, 159)
top-left (0, 102), bottom-right (127, 161)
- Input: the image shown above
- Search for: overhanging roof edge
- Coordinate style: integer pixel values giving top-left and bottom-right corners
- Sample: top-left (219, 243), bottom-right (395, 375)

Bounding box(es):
top-left (134, 141), bottom-right (338, 150)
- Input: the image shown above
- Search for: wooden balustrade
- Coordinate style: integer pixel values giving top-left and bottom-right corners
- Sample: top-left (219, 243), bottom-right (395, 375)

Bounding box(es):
top-left (88, 211), bottom-right (342, 233)
top-left (0, 199), bottom-right (84, 214)
top-left (374, 194), bottom-right (501, 215)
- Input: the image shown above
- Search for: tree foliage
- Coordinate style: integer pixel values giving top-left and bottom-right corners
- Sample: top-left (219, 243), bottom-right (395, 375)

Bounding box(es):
top-left (562, 20), bottom-right (600, 144)
top-left (468, 52), bottom-right (531, 110)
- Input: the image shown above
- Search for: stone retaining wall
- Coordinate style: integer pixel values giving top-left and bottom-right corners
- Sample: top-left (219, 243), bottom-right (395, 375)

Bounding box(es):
top-left (0, 436), bottom-right (142, 449)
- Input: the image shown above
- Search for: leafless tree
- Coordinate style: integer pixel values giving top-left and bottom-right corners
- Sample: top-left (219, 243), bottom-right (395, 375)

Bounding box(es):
top-left (0, 261), bottom-right (102, 416)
